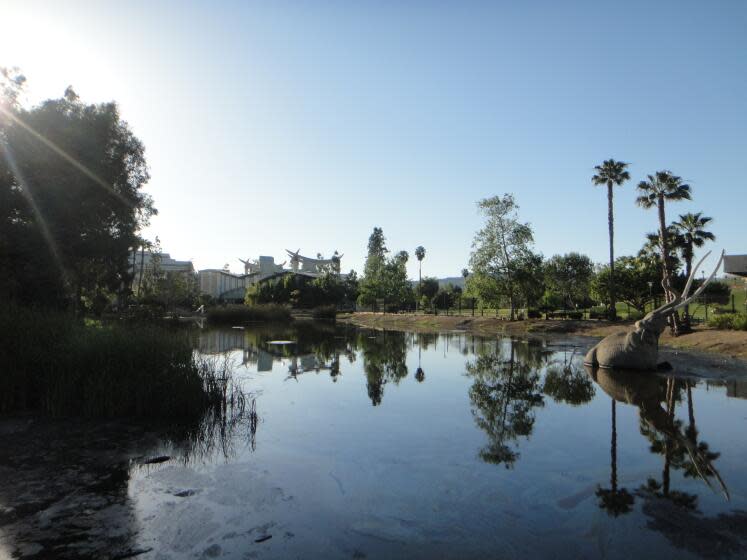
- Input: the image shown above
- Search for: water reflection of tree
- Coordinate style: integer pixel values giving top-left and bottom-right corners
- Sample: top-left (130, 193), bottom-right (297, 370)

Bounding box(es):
top-left (541, 348), bottom-right (595, 406)
top-left (636, 377), bottom-right (745, 558)
top-left (415, 333), bottom-right (426, 382)
top-left (587, 367), bottom-right (730, 529)
top-left (638, 377), bottom-right (723, 511)
top-left (357, 330), bottom-right (409, 406)
top-left (595, 399), bottom-right (635, 516)
top-left (465, 339), bottom-right (546, 468)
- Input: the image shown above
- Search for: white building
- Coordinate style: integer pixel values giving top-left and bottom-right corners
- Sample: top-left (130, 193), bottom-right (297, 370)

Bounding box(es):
top-left (129, 252), bottom-right (194, 276)
top-left (197, 252), bottom-right (342, 301)
top-left (197, 269), bottom-right (249, 301)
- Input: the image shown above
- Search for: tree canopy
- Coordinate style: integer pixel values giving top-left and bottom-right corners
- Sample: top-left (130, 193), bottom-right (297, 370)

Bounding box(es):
top-left (1, 81), bottom-right (154, 309)
top-left (358, 227), bottom-right (414, 310)
top-left (469, 194), bottom-right (538, 319)
top-left (544, 252), bottom-right (594, 309)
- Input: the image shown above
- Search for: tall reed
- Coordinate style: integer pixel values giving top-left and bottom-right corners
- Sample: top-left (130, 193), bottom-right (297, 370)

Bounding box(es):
top-left (0, 306), bottom-right (231, 419)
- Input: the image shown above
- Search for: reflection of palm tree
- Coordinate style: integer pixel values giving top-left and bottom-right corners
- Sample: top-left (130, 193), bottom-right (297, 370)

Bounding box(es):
top-left (596, 398), bottom-right (635, 516)
top-left (685, 380), bottom-right (697, 442)
top-left (415, 341), bottom-right (425, 382)
top-left (587, 367), bottom-right (728, 508)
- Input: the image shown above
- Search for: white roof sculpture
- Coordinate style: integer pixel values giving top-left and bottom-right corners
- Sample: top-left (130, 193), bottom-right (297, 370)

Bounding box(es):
top-left (285, 249), bottom-right (342, 274)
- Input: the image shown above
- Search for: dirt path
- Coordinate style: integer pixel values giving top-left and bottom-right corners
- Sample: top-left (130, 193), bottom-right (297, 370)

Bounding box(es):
top-left (339, 312), bottom-right (747, 360)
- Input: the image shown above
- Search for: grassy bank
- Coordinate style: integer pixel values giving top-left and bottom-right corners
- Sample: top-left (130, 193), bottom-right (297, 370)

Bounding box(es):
top-left (0, 306), bottom-right (233, 418)
top-left (206, 303), bottom-right (292, 325)
top-left (340, 312), bottom-right (747, 360)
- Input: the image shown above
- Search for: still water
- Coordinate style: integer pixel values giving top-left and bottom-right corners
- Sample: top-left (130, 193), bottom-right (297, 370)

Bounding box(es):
top-left (2, 323), bottom-right (747, 559)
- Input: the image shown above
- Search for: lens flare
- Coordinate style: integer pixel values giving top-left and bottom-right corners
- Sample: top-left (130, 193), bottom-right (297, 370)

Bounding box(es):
top-left (0, 104), bottom-right (133, 208)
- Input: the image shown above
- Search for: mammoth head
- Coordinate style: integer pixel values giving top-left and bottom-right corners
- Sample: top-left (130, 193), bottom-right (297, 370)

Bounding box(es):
top-left (635, 250), bottom-right (725, 337)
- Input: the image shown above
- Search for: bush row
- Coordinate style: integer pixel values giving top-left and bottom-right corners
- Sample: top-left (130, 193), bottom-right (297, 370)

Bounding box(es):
top-left (708, 313), bottom-right (747, 331)
top-left (206, 304), bottom-right (292, 324)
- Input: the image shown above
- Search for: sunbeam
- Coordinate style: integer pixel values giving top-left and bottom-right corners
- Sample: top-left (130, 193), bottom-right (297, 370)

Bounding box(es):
top-left (0, 104), bottom-right (134, 209)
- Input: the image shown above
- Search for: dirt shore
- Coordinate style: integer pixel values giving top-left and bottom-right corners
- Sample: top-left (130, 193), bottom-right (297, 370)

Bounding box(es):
top-left (339, 312), bottom-right (747, 360)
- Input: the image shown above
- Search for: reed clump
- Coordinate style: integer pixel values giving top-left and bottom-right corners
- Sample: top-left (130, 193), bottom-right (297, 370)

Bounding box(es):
top-left (0, 306), bottom-right (230, 418)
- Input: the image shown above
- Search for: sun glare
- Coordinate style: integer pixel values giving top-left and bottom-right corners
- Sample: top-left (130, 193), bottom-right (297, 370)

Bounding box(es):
top-left (1, 4), bottom-right (109, 105)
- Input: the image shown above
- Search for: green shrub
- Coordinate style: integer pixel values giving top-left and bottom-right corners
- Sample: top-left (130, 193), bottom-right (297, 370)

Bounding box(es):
top-left (708, 313), bottom-right (747, 331)
top-left (627, 310), bottom-right (644, 321)
top-left (589, 305), bottom-right (607, 319)
top-left (311, 305), bottom-right (337, 320)
top-left (700, 281), bottom-right (731, 305)
top-left (207, 304), bottom-right (291, 324)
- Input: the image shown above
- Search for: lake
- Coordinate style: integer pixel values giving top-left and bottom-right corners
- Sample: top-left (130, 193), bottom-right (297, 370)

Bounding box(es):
top-left (2, 322), bottom-right (747, 559)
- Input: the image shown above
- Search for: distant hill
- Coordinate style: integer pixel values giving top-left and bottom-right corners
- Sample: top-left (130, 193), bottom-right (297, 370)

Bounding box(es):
top-left (410, 277), bottom-right (466, 289)
top-left (438, 277), bottom-right (466, 288)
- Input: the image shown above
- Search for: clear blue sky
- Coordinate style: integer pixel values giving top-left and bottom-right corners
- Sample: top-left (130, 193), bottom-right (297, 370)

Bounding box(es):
top-left (3, 0), bottom-right (745, 278)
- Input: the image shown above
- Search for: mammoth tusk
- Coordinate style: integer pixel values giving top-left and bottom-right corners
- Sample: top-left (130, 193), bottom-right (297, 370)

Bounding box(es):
top-left (649, 250), bottom-right (724, 318)
top-left (672, 250), bottom-right (725, 312)
top-left (680, 250), bottom-right (712, 301)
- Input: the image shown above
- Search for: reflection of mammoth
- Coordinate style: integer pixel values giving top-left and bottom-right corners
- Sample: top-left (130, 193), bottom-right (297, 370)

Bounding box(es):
top-left (585, 365), bottom-right (728, 498)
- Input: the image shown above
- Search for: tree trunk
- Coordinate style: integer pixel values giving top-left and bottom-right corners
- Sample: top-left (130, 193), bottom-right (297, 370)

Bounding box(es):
top-left (607, 182), bottom-right (617, 320)
top-left (686, 381), bottom-right (696, 443)
top-left (682, 251), bottom-right (693, 330)
top-left (137, 245), bottom-right (146, 294)
top-left (418, 261), bottom-right (422, 305)
top-left (658, 195), bottom-right (681, 335)
top-left (611, 398), bottom-right (617, 492)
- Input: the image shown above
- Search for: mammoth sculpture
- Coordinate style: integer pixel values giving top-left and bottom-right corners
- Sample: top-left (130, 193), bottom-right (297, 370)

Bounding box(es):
top-left (584, 250), bottom-right (724, 371)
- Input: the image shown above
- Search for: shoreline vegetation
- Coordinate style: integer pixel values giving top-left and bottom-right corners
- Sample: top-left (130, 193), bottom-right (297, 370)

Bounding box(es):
top-left (206, 303), bottom-right (293, 324)
top-left (339, 312), bottom-right (747, 361)
top-left (0, 306), bottom-right (245, 419)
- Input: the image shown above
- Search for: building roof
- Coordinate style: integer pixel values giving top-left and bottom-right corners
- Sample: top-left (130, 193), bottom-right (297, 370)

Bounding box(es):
top-left (724, 255), bottom-right (747, 278)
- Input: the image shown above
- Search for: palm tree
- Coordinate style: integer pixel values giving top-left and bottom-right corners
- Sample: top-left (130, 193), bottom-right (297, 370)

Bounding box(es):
top-left (672, 212), bottom-right (715, 327)
top-left (592, 159), bottom-right (630, 320)
top-left (672, 212), bottom-right (714, 278)
top-left (636, 171), bottom-right (692, 335)
top-left (415, 246), bottom-right (426, 301)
